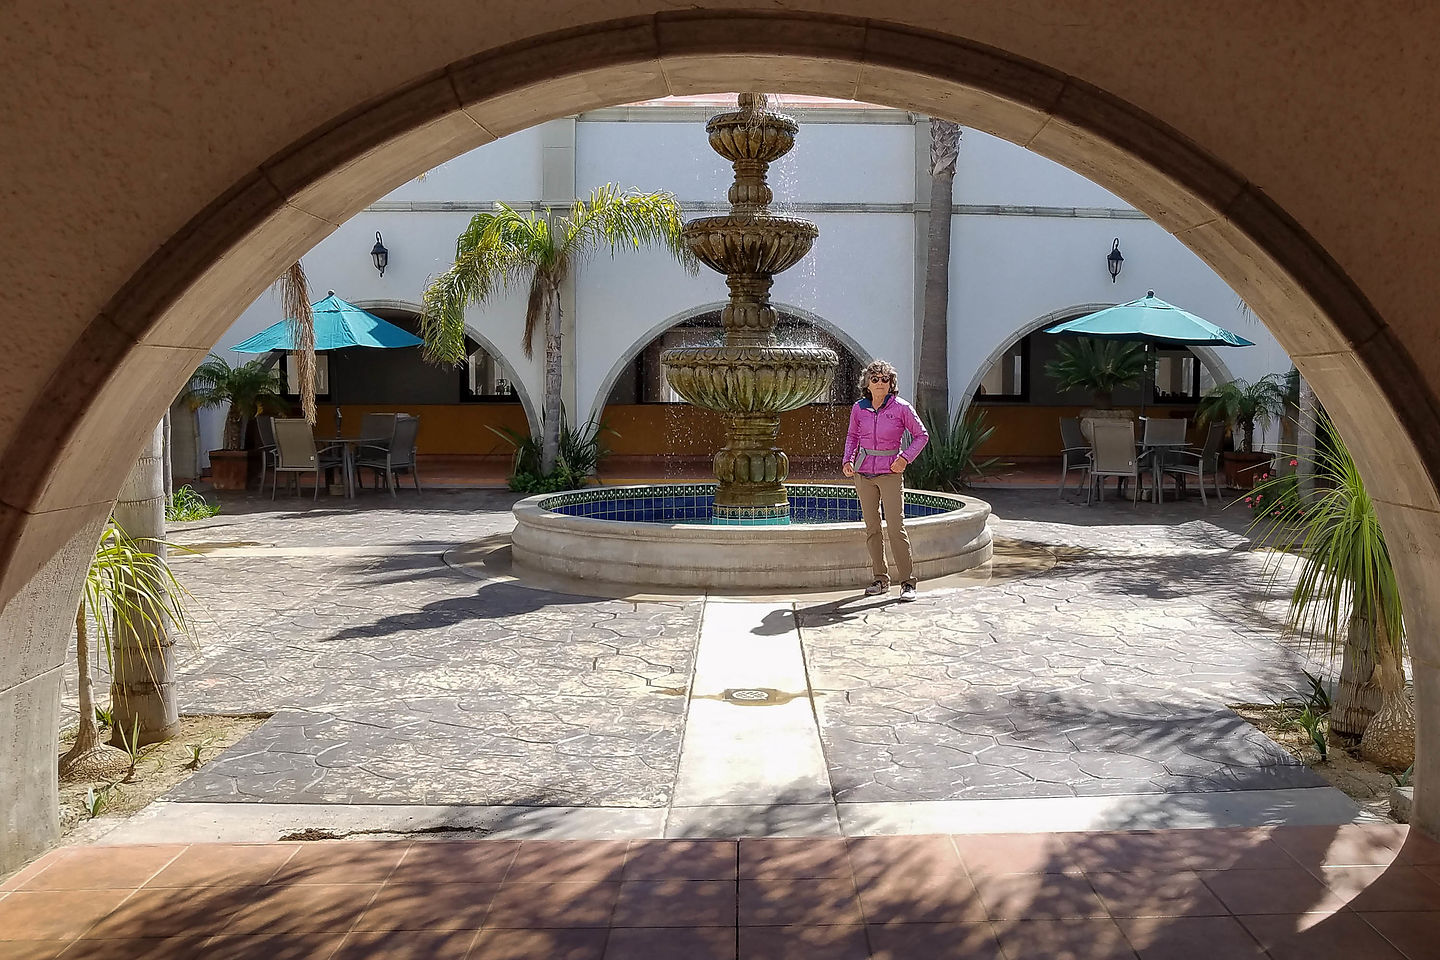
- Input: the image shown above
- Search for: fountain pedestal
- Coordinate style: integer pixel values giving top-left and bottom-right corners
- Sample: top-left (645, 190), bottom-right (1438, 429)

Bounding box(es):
top-left (661, 93), bottom-right (838, 523)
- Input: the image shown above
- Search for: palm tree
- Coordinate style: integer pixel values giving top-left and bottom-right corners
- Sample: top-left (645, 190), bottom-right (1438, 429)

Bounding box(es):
top-left (184, 354), bottom-right (288, 450)
top-left (1043, 338), bottom-right (1148, 407)
top-left (1196, 374), bottom-right (1288, 453)
top-left (107, 424), bottom-right (194, 749)
top-left (1251, 415), bottom-right (1414, 768)
top-left (420, 184), bottom-right (690, 475)
top-left (917, 119), bottom-right (961, 416)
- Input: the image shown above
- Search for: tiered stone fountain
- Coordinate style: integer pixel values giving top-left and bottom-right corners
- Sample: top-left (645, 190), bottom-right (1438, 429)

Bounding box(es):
top-left (660, 93), bottom-right (839, 524)
top-left (500, 94), bottom-right (993, 591)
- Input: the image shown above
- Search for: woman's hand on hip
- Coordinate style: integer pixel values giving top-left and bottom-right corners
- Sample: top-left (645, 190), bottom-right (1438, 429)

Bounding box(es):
top-left (842, 463), bottom-right (855, 478)
top-left (890, 456), bottom-right (907, 474)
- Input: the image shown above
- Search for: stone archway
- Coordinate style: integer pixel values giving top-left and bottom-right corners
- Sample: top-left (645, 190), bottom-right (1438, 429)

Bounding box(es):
top-left (6, 9), bottom-right (1440, 869)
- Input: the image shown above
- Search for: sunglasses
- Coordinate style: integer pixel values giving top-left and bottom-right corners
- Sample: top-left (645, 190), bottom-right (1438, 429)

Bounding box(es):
top-left (869, 376), bottom-right (892, 383)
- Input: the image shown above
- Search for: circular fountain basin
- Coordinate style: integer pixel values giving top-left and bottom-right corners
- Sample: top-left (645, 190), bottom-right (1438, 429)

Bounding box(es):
top-left (510, 483), bottom-right (993, 590)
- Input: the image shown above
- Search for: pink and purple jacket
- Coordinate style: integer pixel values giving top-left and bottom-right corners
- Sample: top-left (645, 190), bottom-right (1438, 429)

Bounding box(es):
top-left (843, 394), bottom-right (929, 475)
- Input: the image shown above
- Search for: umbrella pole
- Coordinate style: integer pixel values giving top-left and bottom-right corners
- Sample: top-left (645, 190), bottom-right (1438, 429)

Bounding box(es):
top-left (1140, 342), bottom-right (1150, 419)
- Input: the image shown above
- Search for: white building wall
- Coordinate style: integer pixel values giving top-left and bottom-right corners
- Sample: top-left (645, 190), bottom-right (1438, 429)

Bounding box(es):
top-left (205, 108), bottom-right (1297, 459)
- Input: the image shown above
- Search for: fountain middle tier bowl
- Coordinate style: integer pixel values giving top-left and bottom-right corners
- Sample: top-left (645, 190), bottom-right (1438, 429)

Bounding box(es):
top-left (508, 483), bottom-right (993, 590)
top-left (661, 344), bottom-right (839, 414)
top-left (682, 215), bottom-right (818, 277)
top-left (705, 107), bottom-right (799, 164)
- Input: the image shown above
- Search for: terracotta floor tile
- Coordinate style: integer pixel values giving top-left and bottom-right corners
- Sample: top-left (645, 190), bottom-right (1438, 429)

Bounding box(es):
top-left (1198, 868), bottom-right (1347, 915)
top-left (611, 880), bottom-right (736, 928)
top-left (972, 873), bottom-right (1109, 920)
top-left (1396, 833), bottom-right (1440, 867)
top-left (603, 926), bottom-right (735, 960)
top-left (1066, 830), bottom-right (1291, 874)
top-left (1116, 916), bottom-right (1264, 959)
top-left (53, 937), bottom-right (210, 959)
top-left (352, 882), bottom-right (497, 930)
top-left (20, 847), bottom-right (185, 891)
top-left (1360, 911), bottom-right (1440, 960)
top-left (145, 844), bottom-right (296, 888)
top-left (268, 842), bottom-right (408, 886)
top-left (992, 918), bottom-right (1139, 960)
top-left (1321, 865), bottom-right (1440, 912)
top-left (80, 886), bottom-right (254, 938)
top-left (468, 928), bottom-right (608, 960)
top-left (739, 923), bottom-right (870, 960)
top-left (484, 881), bottom-right (620, 928)
top-left (951, 833), bottom-right (1080, 878)
top-left (0, 852), bottom-right (64, 892)
top-left (505, 841), bottom-right (629, 882)
top-left (847, 836), bottom-right (963, 880)
top-left (1269, 825), bottom-right (1409, 868)
top-left (387, 841), bottom-right (518, 885)
top-left (738, 877), bottom-right (862, 926)
top-left (866, 922), bottom-right (1005, 960)
top-left (197, 933), bottom-right (346, 960)
top-left (1086, 871), bottom-right (1229, 918)
top-left (331, 929), bottom-right (476, 960)
top-left (621, 841), bottom-right (736, 882)
top-left (0, 889), bottom-right (133, 940)
top-left (221, 882), bottom-right (381, 934)
top-left (1239, 913), bottom-right (1408, 960)
top-left (738, 838), bottom-right (851, 879)
top-left (0, 941), bottom-right (68, 960)
top-left (854, 873), bottom-right (986, 924)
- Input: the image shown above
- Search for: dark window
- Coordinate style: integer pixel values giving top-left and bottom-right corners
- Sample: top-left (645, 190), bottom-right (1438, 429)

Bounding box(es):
top-left (973, 336), bottom-right (1030, 402)
top-left (460, 338), bottom-right (522, 403)
top-left (1152, 349), bottom-right (1204, 403)
top-left (279, 352), bottom-right (331, 400)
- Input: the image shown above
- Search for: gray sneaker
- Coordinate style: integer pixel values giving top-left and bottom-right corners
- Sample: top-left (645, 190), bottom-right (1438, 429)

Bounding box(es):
top-left (899, 581), bottom-right (918, 602)
top-left (864, 579), bottom-right (889, 596)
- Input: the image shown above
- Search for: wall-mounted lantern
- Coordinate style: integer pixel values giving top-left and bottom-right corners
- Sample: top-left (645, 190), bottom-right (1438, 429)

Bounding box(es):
top-left (1107, 238), bottom-right (1124, 283)
top-left (370, 231), bottom-right (389, 277)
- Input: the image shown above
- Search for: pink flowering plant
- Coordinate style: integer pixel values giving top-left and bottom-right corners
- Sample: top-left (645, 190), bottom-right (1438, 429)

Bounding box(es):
top-left (1245, 461), bottom-right (1301, 519)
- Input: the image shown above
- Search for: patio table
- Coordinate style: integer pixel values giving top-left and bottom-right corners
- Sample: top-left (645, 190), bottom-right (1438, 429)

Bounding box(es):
top-left (1141, 439), bottom-right (1190, 503)
top-left (317, 434), bottom-right (390, 498)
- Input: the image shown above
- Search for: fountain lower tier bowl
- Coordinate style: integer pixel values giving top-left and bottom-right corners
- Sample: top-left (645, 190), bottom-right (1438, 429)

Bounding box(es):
top-left (682, 215), bottom-right (818, 276)
top-left (660, 344), bottom-right (839, 414)
top-left (509, 483), bottom-right (993, 590)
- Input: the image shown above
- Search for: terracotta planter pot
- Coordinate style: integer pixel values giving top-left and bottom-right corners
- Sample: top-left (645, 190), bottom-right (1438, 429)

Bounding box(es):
top-left (207, 449), bottom-right (251, 491)
top-left (1223, 450), bottom-right (1271, 489)
top-left (1078, 407), bottom-right (1134, 442)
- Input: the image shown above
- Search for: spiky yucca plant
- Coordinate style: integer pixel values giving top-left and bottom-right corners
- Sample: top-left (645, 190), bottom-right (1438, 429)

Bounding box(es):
top-left (907, 407), bottom-right (1001, 492)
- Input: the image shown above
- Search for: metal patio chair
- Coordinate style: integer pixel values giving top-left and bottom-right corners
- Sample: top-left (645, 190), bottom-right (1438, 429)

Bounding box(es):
top-left (1162, 422), bottom-right (1226, 505)
top-left (271, 418), bottom-right (344, 500)
top-left (256, 415), bottom-right (279, 497)
top-left (1140, 416), bottom-right (1189, 503)
top-left (1086, 419), bottom-right (1147, 505)
top-left (1058, 417), bottom-right (1090, 496)
top-left (356, 414), bottom-right (420, 496)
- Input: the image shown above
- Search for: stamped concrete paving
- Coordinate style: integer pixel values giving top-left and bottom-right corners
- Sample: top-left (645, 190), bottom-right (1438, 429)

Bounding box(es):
top-left (146, 488), bottom-right (1337, 827)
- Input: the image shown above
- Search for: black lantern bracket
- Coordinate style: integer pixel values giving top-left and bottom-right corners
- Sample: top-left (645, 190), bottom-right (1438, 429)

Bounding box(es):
top-left (1107, 238), bottom-right (1124, 283)
top-left (371, 231), bottom-right (389, 277)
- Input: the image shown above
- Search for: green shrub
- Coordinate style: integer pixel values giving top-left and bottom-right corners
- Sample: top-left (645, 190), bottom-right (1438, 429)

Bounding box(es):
top-left (166, 485), bottom-right (220, 522)
top-left (907, 407), bottom-right (1002, 492)
top-left (490, 414), bottom-right (615, 492)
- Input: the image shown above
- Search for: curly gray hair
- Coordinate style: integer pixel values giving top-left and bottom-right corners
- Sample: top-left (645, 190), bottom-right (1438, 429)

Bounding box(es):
top-left (858, 359), bottom-right (899, 399)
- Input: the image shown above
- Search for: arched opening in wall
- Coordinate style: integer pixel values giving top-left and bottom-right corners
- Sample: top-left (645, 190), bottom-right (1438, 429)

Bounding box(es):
top-left (598, 305), bottom-right (866, 478)
top-left (970, 320), bottom-right (1229, 459)
top-left (8, 15), bottom-right (1440, 885)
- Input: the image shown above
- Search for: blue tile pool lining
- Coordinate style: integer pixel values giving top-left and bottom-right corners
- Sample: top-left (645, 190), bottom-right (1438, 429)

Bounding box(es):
top-left (539, 484), bottom-right (961, 525)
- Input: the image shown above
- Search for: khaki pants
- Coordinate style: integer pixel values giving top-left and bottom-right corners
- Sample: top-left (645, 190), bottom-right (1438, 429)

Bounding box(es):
top-left (853, 471), bottom-right (912, 584)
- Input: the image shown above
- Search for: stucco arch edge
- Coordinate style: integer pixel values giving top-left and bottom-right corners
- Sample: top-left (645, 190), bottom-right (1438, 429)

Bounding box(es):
top-left (349, 298), bottom-right (542, 435)
top-left (585, 300), bottom-right (876, 421)
top-left (954, 302), bottom-right (1236, 415)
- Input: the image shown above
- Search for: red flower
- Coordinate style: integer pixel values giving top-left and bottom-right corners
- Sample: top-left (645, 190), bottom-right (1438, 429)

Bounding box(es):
top-left (1290, 459), bottom-right (1299, 467)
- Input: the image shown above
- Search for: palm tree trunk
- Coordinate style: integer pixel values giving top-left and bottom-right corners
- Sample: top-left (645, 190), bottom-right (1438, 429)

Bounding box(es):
top-left (1330, 612), bottom-right (1383, 740)
top-left (162, 409), bottom-right (173, 504)
top-left (917, 120), bottom-right (960, 417)
top-left (540, 283), bottom-right (563, 476)
top-left (109, 422), bottom-right (179, 747)
top-left (1298, 376), bottom-right (1319, 501)
top-left (1359, 635), bottom-right (1415, 769)
top-left (59, 604), bottom-right (129, 780)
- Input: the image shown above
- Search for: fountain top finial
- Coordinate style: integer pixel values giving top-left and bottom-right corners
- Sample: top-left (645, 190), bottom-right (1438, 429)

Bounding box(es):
top-left (737, 92), bottom-right (769, 114)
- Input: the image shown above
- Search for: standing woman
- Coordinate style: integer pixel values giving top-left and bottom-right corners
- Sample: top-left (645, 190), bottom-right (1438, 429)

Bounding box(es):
top-left (842, 360), bottom-right (929, 600)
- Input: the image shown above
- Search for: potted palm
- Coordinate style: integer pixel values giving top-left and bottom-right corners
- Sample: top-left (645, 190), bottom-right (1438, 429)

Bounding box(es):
top-left (1043, 338), bottom-right (1148, 439)
top-left (1196, 374), bottom-right (1287, 488)
top-left (184, 354), bottom-right (288, 490)
top-left (1250, 417), bottom-right (1413, 769)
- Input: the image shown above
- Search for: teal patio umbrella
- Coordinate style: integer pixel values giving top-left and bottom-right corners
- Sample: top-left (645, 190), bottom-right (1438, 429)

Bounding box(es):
top-left (1045, 291), bottom-right (1253, 414)
top-left (230, 291), bottom-right (423, 352)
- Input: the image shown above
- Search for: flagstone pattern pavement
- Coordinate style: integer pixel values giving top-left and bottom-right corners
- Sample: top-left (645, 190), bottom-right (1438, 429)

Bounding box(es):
top-left (134, 489), bottom-right (1328, 811)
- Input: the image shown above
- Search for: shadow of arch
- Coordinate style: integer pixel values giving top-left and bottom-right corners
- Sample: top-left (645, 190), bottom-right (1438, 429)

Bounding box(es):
top-left (956, 302), bottom-right (1237, 415)
top-left (586, 299), bottom-right (874, 420)
top-left (349, 297), bottom-right (542, 437)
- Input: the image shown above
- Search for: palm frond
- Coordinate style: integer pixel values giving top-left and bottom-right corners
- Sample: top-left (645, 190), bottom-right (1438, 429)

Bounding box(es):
top-left (560, 184), bottom-right (694, 273)
top-left (278, 261), bottom-right (316, 424)
top-left (85, 521), bottom-right (195, 687)
top-left (1043, 338), bottom-right (1148, 397)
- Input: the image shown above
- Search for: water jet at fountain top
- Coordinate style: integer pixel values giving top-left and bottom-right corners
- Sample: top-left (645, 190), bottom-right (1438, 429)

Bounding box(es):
top-left (659, 92), bottom-right (839, 524)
